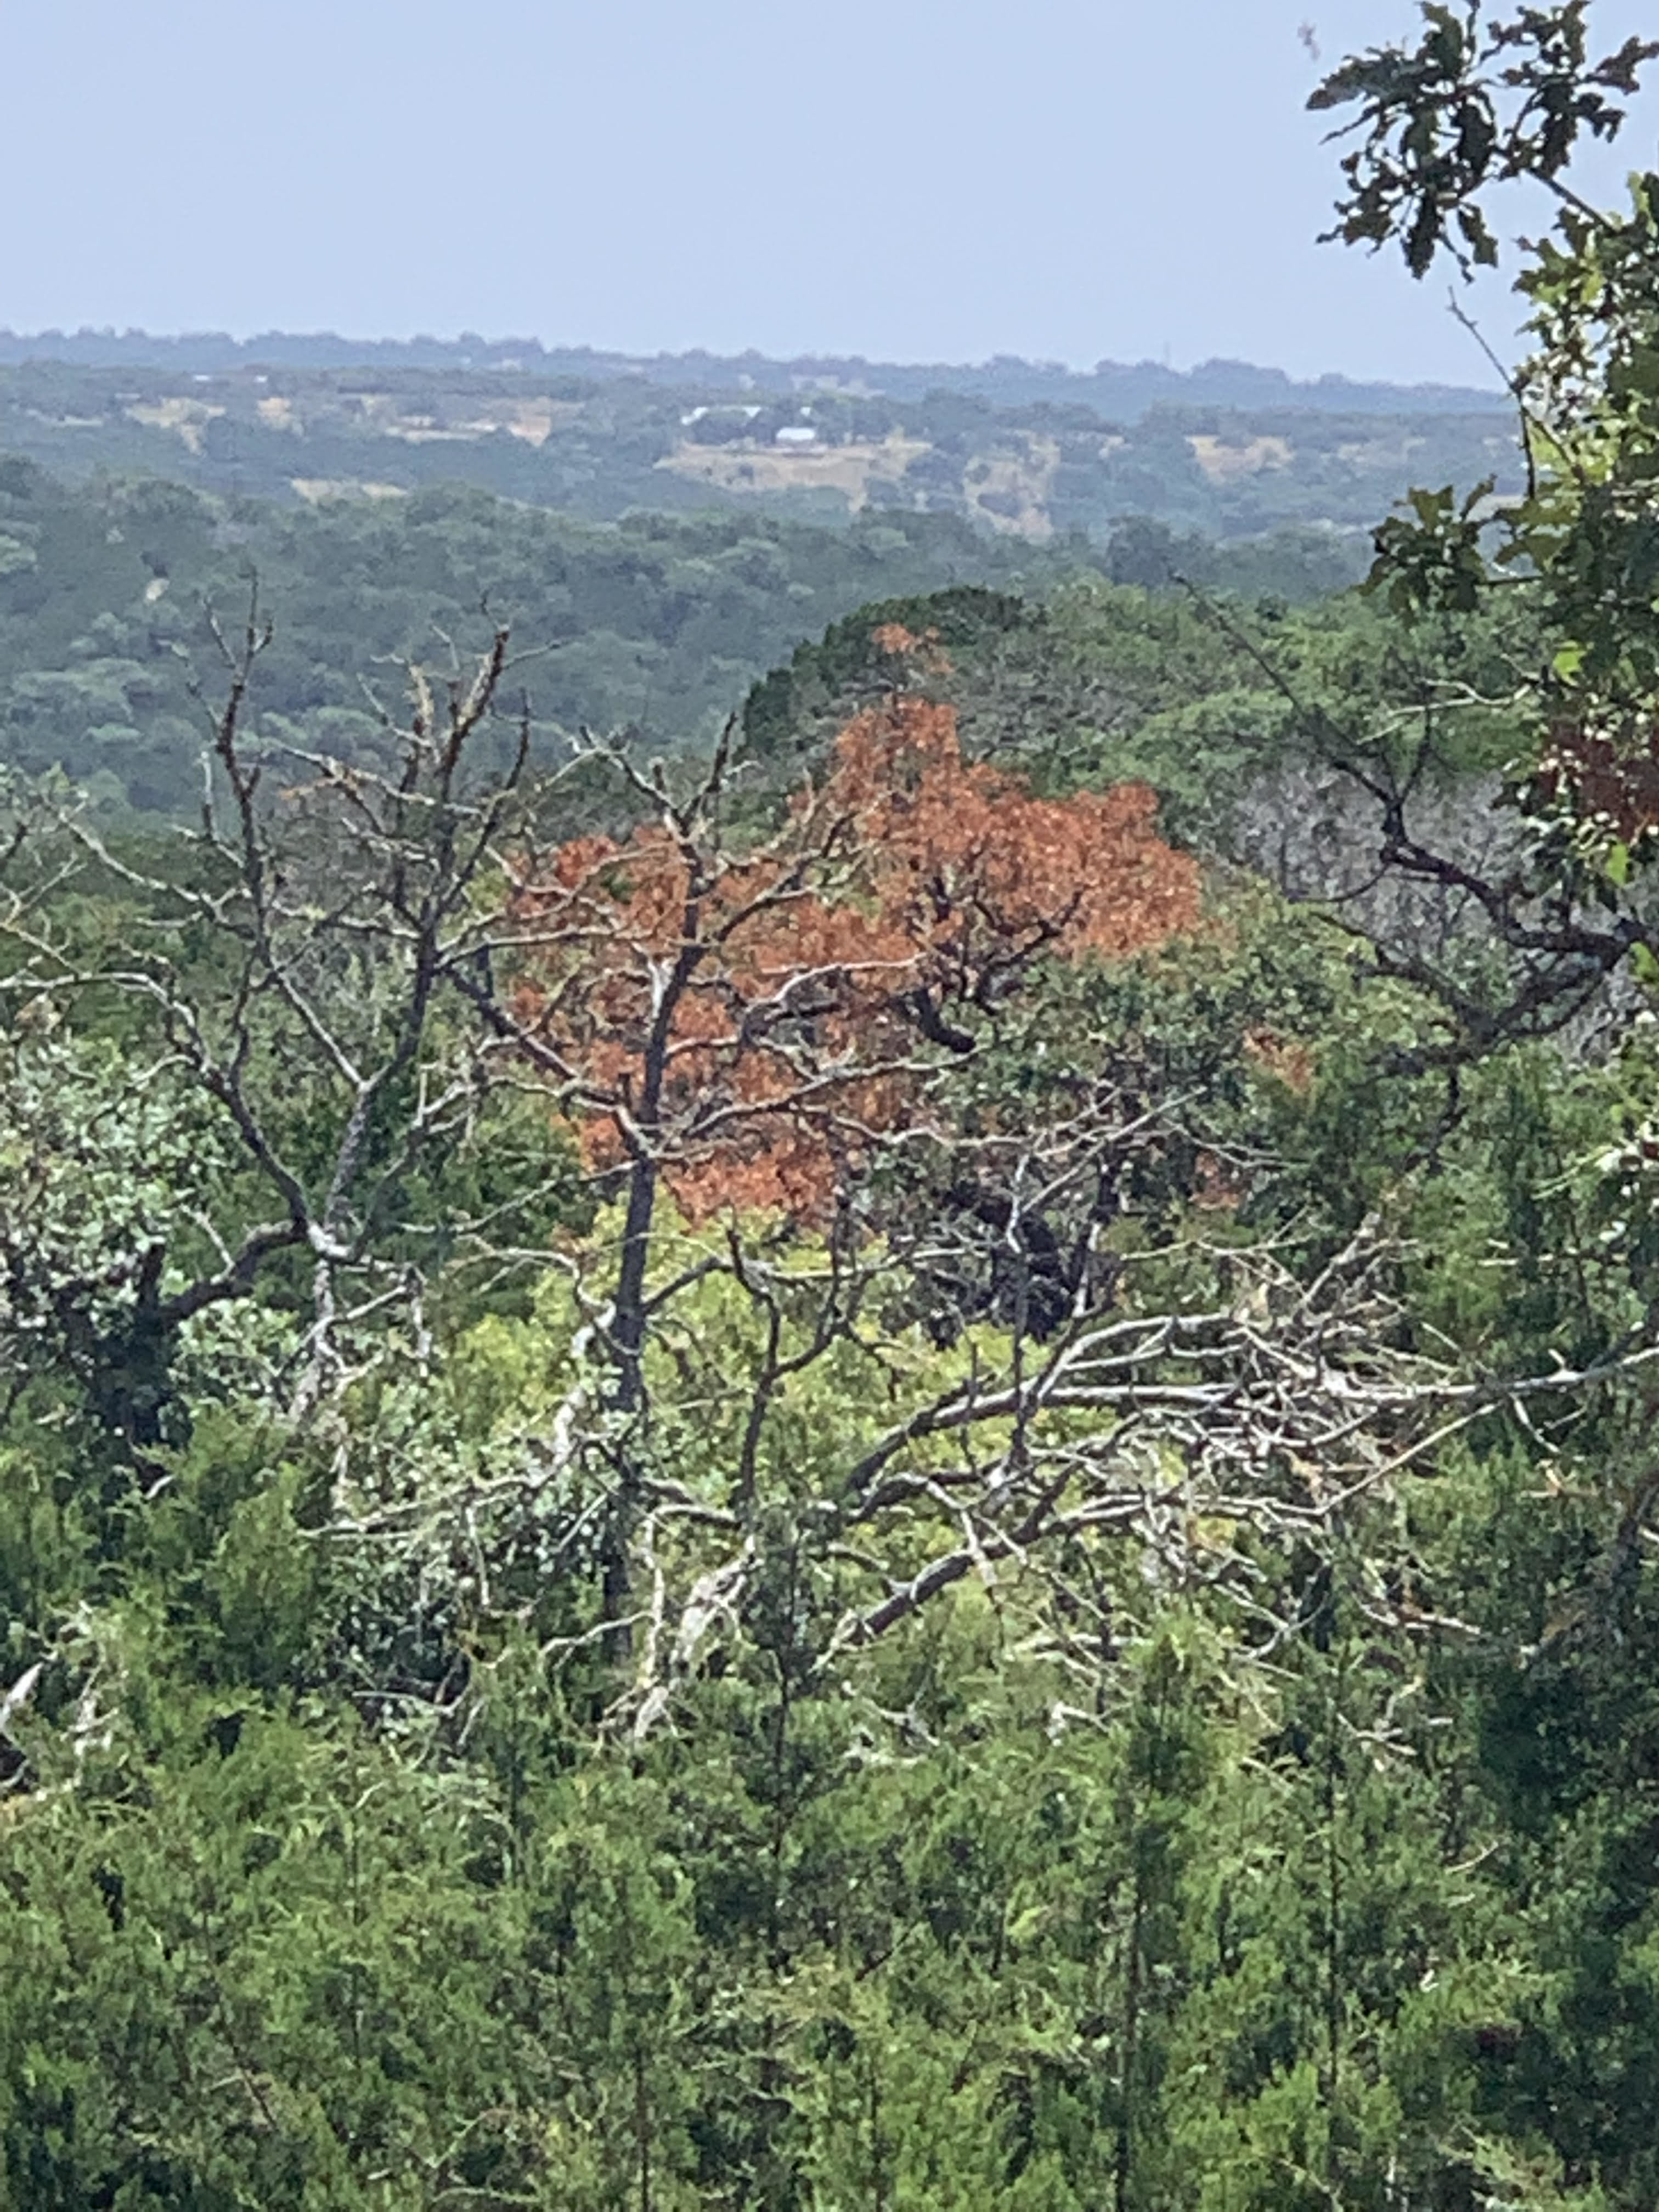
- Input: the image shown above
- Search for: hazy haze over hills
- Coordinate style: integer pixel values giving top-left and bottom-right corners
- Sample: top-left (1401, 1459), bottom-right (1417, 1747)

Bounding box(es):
top-left (0, 331), bottom-right (1504, 420)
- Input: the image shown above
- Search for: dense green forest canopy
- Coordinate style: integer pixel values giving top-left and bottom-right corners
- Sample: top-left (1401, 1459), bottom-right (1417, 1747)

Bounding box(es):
top-left (0, 459), bottom-right (1364, 817)
top-left (5, 4), bottom-right (1659, 2205)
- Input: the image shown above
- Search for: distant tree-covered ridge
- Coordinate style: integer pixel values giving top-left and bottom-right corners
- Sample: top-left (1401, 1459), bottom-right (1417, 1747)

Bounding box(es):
top-left (0, 352), bottom-right (1517, 545)
top-left (0, 326), bottom-right (1506, 414)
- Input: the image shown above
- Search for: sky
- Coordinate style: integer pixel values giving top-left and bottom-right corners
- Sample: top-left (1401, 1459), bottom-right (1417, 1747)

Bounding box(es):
top-left (2, 0), bottom-right (1656, 388)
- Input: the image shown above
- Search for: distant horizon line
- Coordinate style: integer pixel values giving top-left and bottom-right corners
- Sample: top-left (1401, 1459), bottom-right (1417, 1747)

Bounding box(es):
top-left (0, 326), bottom-right (1505, 403)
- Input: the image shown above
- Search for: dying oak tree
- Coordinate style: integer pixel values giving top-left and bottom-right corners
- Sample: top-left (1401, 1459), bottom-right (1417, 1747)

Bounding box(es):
top-left (506, 685), bottom-right (1200, 1296)
top-left (475, 679), bottom-right (1199, 1639)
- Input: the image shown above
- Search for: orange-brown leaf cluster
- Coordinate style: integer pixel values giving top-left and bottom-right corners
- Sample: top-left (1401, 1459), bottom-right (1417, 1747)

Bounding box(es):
top-left (868, 622), bottom-right (952, 679)
top-left (1535, 723), bottom-right (1659, 844)
top-left (1243, 1027), bottom-right (1316, 1094)
top-left (513, 699), bottom-right (1200, 1221)
top-left (827, 698), bottom-right (1199, 981)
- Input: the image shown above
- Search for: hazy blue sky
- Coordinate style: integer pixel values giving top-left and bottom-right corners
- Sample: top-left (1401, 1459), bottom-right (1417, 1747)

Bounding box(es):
top-left (2, 0), bottom-right (1655, 386)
